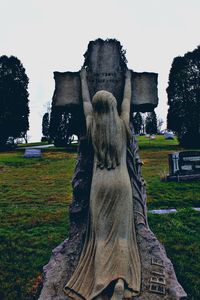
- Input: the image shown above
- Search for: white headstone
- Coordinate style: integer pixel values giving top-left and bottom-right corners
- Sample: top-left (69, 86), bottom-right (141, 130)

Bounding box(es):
top-left (24, 149), bottom-right (41, 158)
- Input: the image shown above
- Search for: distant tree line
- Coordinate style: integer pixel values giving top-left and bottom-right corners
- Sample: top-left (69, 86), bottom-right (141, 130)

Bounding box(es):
top-left (42, 105), bottom-right (84, 146)
top-left (132, 111), bottom-right (160, 135)
top-left (167, 46), bottom-right (200, 148)
top-left (0, 55), bottom-right (29, 148)
top-left (42, 108), bottom-right (161, 144)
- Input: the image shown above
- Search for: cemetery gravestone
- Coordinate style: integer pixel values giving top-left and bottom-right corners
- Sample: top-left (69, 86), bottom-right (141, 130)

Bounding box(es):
top-left (38, 39), bottom-right (187, 300)
top-left (168, 151), bottom-right (200, 181)
top-left (165, 131), bottom-right (174, 140)
top-left (24, 149), bottom-right (41, 158)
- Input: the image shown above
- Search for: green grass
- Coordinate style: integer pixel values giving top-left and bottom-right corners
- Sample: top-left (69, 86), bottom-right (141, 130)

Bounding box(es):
top-left (148, 208), bottom-right (200, 300)
top-left (0, 137), bottom-right (200, 299)
top-left (0, 151), bottom-right (76, 300)
top-left (17, 142), bottom-right (49, 147)
top-left (137, 135), bottom-right (200, 209)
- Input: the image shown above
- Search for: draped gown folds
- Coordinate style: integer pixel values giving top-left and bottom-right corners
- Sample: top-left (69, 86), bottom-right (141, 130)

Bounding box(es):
top-left (64, 120), bottom-right (141, 300)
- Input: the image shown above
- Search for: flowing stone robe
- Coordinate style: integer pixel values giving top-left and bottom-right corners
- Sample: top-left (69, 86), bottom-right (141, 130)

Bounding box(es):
top-left (64, 118), bottom-right (141, 300)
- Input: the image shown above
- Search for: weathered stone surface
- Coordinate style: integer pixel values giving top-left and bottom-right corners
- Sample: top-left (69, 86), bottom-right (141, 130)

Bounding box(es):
top-left (131, 72), bottom-right (158, 112)
top-left (52, 39), bottom-right (158, 112)
top-left (53, 72), bottom-right (81, 107)
top-left (134, 226), bottom-right (187, 299)
top-left (38, 226), bottom-right (187, 300)
top-left (53, 71), bottom-right (158, 112)
top-left (84, 39), bottom-right (125, 104)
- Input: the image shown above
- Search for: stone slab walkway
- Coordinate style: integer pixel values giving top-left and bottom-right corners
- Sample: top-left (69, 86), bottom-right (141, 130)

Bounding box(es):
top-left (148, 207), bottom-right (200, 214)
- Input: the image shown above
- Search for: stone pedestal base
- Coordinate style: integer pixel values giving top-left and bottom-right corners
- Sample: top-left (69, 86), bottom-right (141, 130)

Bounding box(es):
top-left (167, 173), bottom-right (200, 181)
top-left (38, 225), bottom-right (187, 300)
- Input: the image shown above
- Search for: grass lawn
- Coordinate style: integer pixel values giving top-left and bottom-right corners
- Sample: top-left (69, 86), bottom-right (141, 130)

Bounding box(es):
top-left (17, 142), bottom-right (49, 147)
top-left (0, 136), bottom-right (200, 299)
top-left (137, 135), bottom-right (200, 209)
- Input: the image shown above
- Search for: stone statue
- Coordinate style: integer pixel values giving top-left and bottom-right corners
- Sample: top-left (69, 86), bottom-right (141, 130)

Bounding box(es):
top-left (64, 69), bottom-right (141, 300)
top-left (38, 39), bottom-right (187, 300)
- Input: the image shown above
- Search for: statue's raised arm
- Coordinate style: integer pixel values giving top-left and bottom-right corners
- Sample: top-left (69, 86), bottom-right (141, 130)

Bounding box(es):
top-left (80, 68), bottom-right (93, 129)
top-left (120, 69), bottom-right (131, 124)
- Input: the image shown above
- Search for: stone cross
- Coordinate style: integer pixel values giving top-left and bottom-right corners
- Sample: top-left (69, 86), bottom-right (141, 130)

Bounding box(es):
top-left (52, 39), bottom-right (158, 115)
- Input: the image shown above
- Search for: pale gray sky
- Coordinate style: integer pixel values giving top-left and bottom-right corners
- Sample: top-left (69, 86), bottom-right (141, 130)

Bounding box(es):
top-left (1, 0), bottom-right (200, 141)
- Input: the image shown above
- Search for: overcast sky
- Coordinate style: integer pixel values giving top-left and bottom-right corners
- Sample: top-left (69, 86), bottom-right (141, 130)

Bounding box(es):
top-left (1, 0), bottom-right (200, 141)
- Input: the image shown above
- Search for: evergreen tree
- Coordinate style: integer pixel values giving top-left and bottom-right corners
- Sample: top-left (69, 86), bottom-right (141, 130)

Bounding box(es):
top-left (49, 109), bottom-right (74, 146)
top-left (42, 112), bottom-right (50, 140)
top-left (132, 112), bottom-right (142, 134)
top-left (0, 55), bottom-right (29, 147)
top-left (145, 111), bottom-right (157, 135)
top-left (167, 46), bottom-right (200, 147)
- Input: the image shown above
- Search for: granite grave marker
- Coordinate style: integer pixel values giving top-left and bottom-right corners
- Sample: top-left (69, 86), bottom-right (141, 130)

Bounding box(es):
top-left (168, 151), bottom-right (200, 181)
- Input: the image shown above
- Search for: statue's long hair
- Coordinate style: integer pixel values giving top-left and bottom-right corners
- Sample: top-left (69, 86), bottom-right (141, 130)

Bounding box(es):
top-left (88, 90), bottom-right (124, 169)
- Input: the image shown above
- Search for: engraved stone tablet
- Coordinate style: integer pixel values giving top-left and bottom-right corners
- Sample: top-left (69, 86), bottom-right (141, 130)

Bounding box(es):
top-left (84, 39), bottom-right (125, 104)
top-left (52, 39), bottom-right (158, 112)
top-left (168, 151), bottom-right (200, 181)
top-left (179, 151), bottom-right (200, 174)
top-left (180, 165), bottom-right (193, 171)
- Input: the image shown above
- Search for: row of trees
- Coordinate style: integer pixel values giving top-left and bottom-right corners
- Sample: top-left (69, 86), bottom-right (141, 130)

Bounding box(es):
top-left (42, 110), bottom-right (75, 146)
top-left (0, 56), bottom-right (29, 148)
top-left (0, 55), bottom-right (76, 148)
top-left (132, 111), bottom-right (163, 135)
top-left (42, 109), bottom-right (162, 145)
